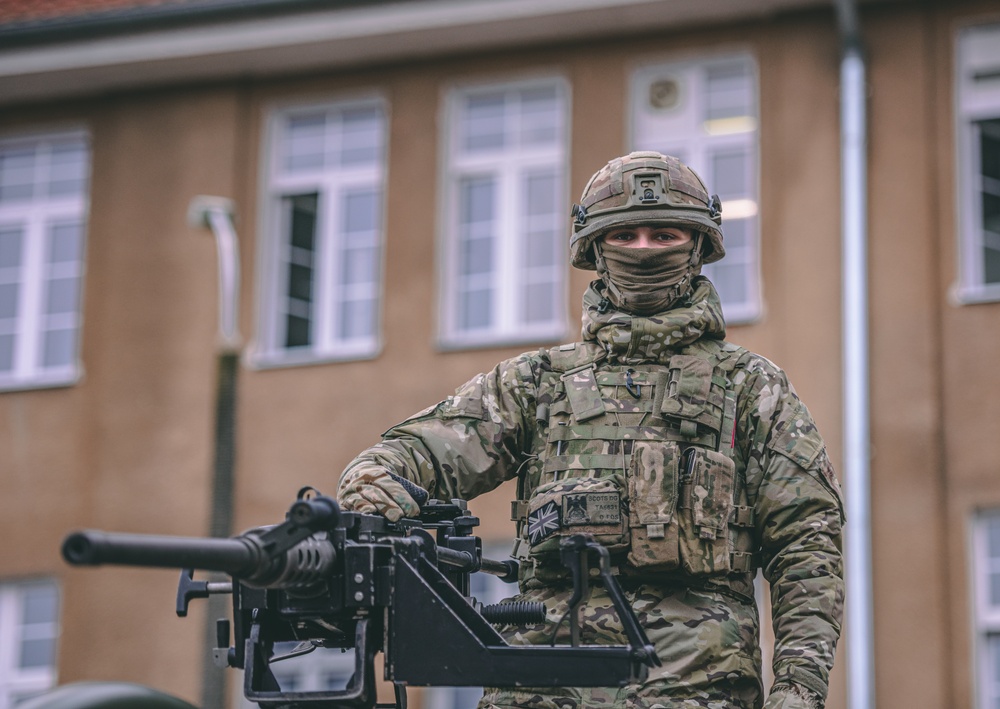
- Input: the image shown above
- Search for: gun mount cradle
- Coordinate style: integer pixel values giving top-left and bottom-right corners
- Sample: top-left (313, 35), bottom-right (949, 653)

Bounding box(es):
top-left (63, 493), bottom-right (658, 709)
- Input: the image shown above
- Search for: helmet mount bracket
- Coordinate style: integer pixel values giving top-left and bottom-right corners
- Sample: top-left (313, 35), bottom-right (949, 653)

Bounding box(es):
top-left (632, 172), bottom-right (670, 206)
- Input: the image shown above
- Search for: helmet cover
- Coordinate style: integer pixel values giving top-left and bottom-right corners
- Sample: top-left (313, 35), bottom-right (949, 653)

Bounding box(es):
top-left (570, 151), bottom-right (725, 270)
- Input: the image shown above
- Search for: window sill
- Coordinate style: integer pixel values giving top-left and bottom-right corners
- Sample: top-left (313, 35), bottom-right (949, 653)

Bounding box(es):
top-left (0, 369), bottom-right (81, 393)
top-left (248, 344), bottom-right (382, 370)
top-left (951, 283), bottom-right (1000, 306)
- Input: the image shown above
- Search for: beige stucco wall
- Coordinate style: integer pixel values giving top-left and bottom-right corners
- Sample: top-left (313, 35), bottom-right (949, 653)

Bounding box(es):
top-left (2, 2), bottom-right (1000, 707)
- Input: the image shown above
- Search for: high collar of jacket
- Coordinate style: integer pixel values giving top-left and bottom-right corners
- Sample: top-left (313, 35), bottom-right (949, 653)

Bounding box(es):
top-left (581, 276), bottom-right (727, 364)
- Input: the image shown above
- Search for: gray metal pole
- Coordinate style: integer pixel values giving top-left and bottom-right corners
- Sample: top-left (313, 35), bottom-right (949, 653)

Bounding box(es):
top-left (188, 196), bottom-right (241, 709)
top-left (835, 1), bottom-right (876, 706)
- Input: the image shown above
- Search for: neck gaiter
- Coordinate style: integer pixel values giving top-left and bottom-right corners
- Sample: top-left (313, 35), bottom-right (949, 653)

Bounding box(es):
top-left (597, 240), bottom-right (701, 315)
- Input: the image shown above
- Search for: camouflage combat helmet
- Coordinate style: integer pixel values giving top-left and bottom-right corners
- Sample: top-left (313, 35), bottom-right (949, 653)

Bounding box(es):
top-left (570, 151), bottom-right (725, 270)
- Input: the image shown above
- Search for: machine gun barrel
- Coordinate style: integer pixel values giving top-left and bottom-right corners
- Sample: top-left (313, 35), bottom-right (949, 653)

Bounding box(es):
top-left (62, 530), bottom-right (264, 577)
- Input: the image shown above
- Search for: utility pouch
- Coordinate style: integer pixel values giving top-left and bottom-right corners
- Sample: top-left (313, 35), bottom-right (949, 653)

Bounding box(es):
top-left (678, 448), bottom-right (735, 576)
top-left (525, 474), bottom-right (628, 561)
top-left (627, 441), bottom-right (681, 569)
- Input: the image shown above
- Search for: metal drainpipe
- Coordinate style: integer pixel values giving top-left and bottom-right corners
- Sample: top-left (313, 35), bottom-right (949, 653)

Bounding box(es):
top-left (835, 1), bottom-right (875, 708)
top-left (188, 196), bottom-right (242, 709)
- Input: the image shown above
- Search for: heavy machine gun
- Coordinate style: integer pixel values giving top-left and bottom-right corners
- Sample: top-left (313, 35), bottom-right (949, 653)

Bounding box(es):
top-left (62, 490), bottom-right (658, 709)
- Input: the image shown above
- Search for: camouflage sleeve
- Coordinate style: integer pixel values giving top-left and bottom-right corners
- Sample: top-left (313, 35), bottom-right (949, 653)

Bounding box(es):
top-left (739, 361), bottom-right (845, 704)
top-left (339, 351), bottom-right (541, 502)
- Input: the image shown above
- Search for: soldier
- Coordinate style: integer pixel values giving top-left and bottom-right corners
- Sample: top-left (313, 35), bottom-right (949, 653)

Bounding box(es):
top-left (337, 152), bottom-right (844, 709)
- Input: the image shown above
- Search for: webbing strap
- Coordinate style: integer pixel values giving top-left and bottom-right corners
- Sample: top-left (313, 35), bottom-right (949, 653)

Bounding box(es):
top-left (719, 388), bottom-right (737, 456)
top-left (547, 424), bottom-right (716, 448)
top-left (730, 505), bottom-right (755, 528)
top-left (543, 454), bottom-right (625, 473)
top-left (730, 551), bottom-right (757, 573)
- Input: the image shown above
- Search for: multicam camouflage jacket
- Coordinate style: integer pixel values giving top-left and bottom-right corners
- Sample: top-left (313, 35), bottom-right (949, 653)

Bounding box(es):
top-left (340, 277), bottom-right (845, 709)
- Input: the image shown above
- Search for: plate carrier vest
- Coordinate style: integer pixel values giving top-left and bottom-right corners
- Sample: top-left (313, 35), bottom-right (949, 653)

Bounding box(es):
top-left (511, 340), bottom-right (759, 602)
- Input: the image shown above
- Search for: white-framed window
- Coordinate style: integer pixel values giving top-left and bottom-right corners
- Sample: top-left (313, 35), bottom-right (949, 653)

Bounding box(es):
top-left (972, 511), bottom-right (1000, 709)
top-left (256, 98), bottom-right (387, 366)
top-left (955, 23), bottom-right (1000, 304)
top-left (0, 129), bottom-right (89, 390)
top-left (0, 579), bottom-right (60, 708)
top-left (440, 77), bottom-right (569, 349)
top-left (630, 53), bottom-right (761, 324)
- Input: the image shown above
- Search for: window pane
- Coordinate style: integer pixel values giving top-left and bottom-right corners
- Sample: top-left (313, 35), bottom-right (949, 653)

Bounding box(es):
top-left (285, 315), bottom-right (310, 349)
top-left (711, 150), bottom-right (748, 199)
top-left (341, 247), bottom-right (377, 286)
top-left (288, 194), bottom-right (318, 251)
top-left (990, 634), bottom-right (1000, 709)
top-left (22, 584), bottom-right (58, 623)
top-left (705, 260), bottom-right (747, 308)
top-left (0, 282), bottom-right (19, 318)
top-left (988, 517), bottom-right (1000, 607)
top-left (720, 216), bottom-right (749, 251)
top-left (19, 638), bottom-right (56, 669)
top-left (48, 222), bottom-right (82, 263)
top-left (284, 113), bottom-right (326, 173)
top-left (0, 225), bottom-right (24, 268)
top-left (288, 263), bottom-right (313, 303)
top-left (519, 86), bottom-right (559, 146)
top-left (980, 119), bottom-right (1000, 285)
top-left (459, 178), bottom-right (496, 278)
top-left (339, 299), bottom-right (374, 340)
top-left (987, 516), bottom-right (1000, 558)
top-left (17, 582), bottom-right (60, 670)
top-left (461, 238), bottom-right (492, 277)
top-left (459, 289), bottom-right (492, 330)
top-left (705, 61), bottom-right (753, 121)
top-left (338, 189), bottom-right (381, 340)
top-left (523, 282), bottom-right (556, 323)
top-left (344, 190), bottom-right (379, 235)
top-left (42, 329), bottom-right (74, 368)
top-left (523, 171), bottom-right (560, 272)
top-left (45, 277), bottom-right (79, 315)
top-left (282, 194), bottom-right (318, 348)
top-left (525, 233), bottom-right (556, 269)
top-left (0, 333), bottom-right (13, 371)
top-left (463, 93), bottom-right (506, 152)
top-left (0, 145), bottom-right (35, 203)
top-left (340, 108), bottom-right (382, 166)
top-left (525, 171), bottom-right (557, 217)
top-left (48, 139), bottom-right (89, 197)
top-left (461, 177), bottom-right (495, 224)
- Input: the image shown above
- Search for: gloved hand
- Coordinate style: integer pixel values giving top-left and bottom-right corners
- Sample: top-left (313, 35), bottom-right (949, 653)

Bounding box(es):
top-left (763, 684), bottom-right (820, 709)
top-left (337, 465), bottom-right (427, 522)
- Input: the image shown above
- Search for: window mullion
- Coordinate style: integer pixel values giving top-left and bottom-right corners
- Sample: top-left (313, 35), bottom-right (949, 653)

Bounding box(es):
top-left (965, 122), bottom-right (986, 290)
top-left (497, 166), bottom-right (520, 333)
top-left (0, 586), bottom-right (13, 679)
top-left (17, 215), bottom-right (45, 378)
top-left (315, 179), bottom-right (336, 353)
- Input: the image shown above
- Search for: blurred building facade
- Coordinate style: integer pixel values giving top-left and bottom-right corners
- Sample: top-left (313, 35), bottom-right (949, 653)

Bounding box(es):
top-left (0, 0), bottom-right (999, 707)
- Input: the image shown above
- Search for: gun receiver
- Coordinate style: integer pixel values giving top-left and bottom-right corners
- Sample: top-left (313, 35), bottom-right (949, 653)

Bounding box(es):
top-left (63, 493), bottom-right (658, 709)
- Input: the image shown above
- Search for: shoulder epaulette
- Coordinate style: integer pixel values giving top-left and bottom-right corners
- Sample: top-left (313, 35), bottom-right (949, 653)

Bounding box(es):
top-left (547, 342), bottom-right (606, 373)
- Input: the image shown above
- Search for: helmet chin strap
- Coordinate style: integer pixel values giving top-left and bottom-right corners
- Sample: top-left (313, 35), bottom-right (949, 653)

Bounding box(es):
top-left (592, 241), bottom-right (626, 307)
top-left (690, 232), bottom-right (704, 268)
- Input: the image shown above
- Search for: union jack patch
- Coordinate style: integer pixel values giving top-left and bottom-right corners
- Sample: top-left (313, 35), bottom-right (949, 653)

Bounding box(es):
top-left (527, 501), bottom-right (561, 545)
